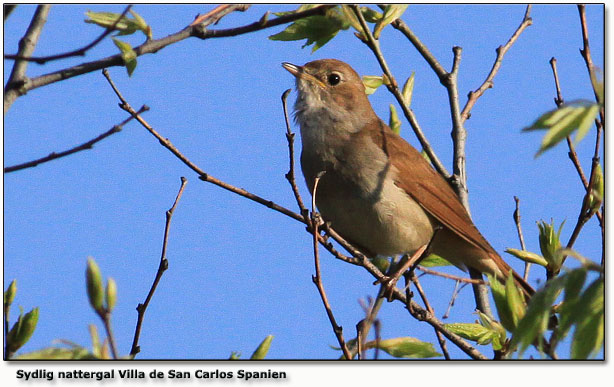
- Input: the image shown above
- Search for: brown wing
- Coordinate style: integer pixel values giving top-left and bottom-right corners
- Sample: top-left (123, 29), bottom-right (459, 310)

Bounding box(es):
top-left (368, 119), bottom-right (496, 253)
top-left (367, 119), bottom-right (534, 296)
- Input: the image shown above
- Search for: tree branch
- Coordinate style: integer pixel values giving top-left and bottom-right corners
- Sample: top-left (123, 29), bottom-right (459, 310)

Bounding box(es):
top-left (281, 88), bottom-right (310, 222)
top-left (130, 176), bottom-right (188, 357)
top-left (310, 172), bottom-right (352, 360)
top-left (4, 5), bottom-right (133, 64)
top-left (4, 4), bottom-right (51, 113)
top-left (5, 4), bottom-right (335, 111)
top-left (459, 5), bottom-right (532, 122)
top-left (4, 106), bottom-right (147, 173)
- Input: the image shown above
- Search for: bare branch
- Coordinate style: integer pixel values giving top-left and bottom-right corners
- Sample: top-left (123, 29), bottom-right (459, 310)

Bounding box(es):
top-left (512, 196), bottom-right (531, 280)
top-left (4, 5), bottom-right (133, 64)
top-left (4, 4), bottom-right (51, 112)
top-left (281, 88), bottom-right (309, 221)
top-left (4, 106), bottom-right (147, 173)
top-left (310, 172), bottom-right (352, 360)
top-left (459, 5), bottom-right (532, 122)
top-left (406, 272), bottom-right (450, 359)
top-left (130, 176), bottom-right (188, 357)
top-left (101, 68), bottom-right (305, 224)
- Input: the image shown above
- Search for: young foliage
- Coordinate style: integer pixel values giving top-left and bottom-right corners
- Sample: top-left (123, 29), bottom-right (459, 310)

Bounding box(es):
top-left (523, 102), bottom-right (600, 157)
top-left (85, 10), bottom-right (152, 39)
top-left (251, 335), bottom-right (274, 359)
top-left (269, 6), bottom-right (350, 52)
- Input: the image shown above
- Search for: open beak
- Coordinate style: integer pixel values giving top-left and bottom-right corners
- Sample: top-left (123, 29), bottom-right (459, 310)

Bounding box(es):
top-left (282, 62), bottom-right (326, 89)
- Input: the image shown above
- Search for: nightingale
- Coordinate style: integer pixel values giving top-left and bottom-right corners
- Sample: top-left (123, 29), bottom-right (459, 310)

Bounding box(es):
top-left (282, 59), bottom-right (533, 296)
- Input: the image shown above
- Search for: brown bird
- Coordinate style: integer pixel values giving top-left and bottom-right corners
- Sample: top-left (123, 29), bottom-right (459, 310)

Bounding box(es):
top-left (282, 59), bottom-right (533, 297)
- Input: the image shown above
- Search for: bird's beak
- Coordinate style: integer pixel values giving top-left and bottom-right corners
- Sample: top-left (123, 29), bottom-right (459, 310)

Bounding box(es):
top-left (282, 62), bottom-right (326, 89)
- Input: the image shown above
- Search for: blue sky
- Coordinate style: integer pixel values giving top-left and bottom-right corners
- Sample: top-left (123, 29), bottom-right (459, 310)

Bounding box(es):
top-left (3, 3), bottom-right (604, 363)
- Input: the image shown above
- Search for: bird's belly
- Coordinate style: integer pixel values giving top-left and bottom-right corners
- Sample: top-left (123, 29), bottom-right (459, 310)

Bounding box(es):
top-left (316, 177), bottom-right (435, 257)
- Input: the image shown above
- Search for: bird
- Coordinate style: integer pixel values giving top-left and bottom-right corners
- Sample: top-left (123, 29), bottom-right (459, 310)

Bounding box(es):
top-left (282, 58), bottom-right (533, 297)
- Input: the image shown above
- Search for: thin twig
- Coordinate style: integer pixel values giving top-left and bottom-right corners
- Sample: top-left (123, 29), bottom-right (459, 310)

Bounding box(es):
top-left (350, 5), bottom-right (449, 178)
top-left (549, 57), bottom-right (604, 233)
top-left (310, 172), bottom-right (352, 360)
top-left (130, 176), bottom-right (188, 357)
top-left (406, 272), bottom-right (450, 359)
top-left (443, 280), bottom-right (466, 319)
top-left (416, 266), bottom-right (485, 285)
top-left (459, 5), bottom-right (533, 122)
top-left (4, 5), bottom-right (133, 64)
top-left (577, 4), bottom-right (605, 265)
top-left (100, 313), bottom-right (119, 359)
top-left (281, 88), bottom-right (309, 221)
top-left (4, 4), bottom-right (51, 113)
top-left (4, 107), bottom-right (147, 173)
top-left (6, 4), bottom-right (335, 108)
top-left (101, 68), bottom-right (305, 225)
top-left (513, 196), bottom-right (531, 280)
top-left (355, 294), bottom-right (384, 360)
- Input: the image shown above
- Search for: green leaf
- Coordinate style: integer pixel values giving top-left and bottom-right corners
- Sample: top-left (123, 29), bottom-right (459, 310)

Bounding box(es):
top-left (570, 277), bottom-right (604, 359)
top-left (505, 248), bottom-right (548, 267)
top-left (523, 103), bottom-right (600, 157)
top-left (250, 335), bottom-right (274, 359)
top-left (269, 7), bottom-right (349, 52)
top-left (388, 104), bottom-right (401, 134)
top-left (373, 4), bottom-right (408, 39)
top-left (444, 323), bottom-right (495, 346)
top-left (419, 253), bottom-right (452, 267)
top-left (361, 7), bottom-right (383, 23)
top-left (129, 9), bottom-right (152, 39)
top-left (401, 72), bottom-right (415, 108)
top-left (85, 10), bottom-right (151, 39)
top-left (510, 274), bottom-right (566, 355)
top-left (488, 274), bottom-right (516, 332)
top-left (554, 268), bottom-right (588, 342)
top-left (588, 163), bottom-right (603, 212)
top-left (365, 337), bottom-right (441, 358)
top-left (573, 103), bottom-right (599, 143)
top-left (86, 257), bottom-right (104, 313)
top-left (6, 307), bottom-right (39, 354)
top-left (362, 75), bottom-right (384, 95)
top-left (105, 277), bottom-right (117, 312)
top-left (505, 273), bottom-right (526, 329)
top-left (477, 311), bottom-right (507, 350)
top-left (228, 351), bottom-right (241, 360)
top-left (112, 38), bottom-right (137, 76)
top-left (89, 324), bottom-right (103, 359)
top-left (4, 279), bottom-right (17, 308)
top-left (504, 248), bottom-right (547, 267)
top-left (537, 219), bottom-right (565, 273)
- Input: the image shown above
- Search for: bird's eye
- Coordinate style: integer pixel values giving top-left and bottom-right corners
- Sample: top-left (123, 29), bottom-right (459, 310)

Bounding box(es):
top-left (327, 73), bottom-right (341, 86)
